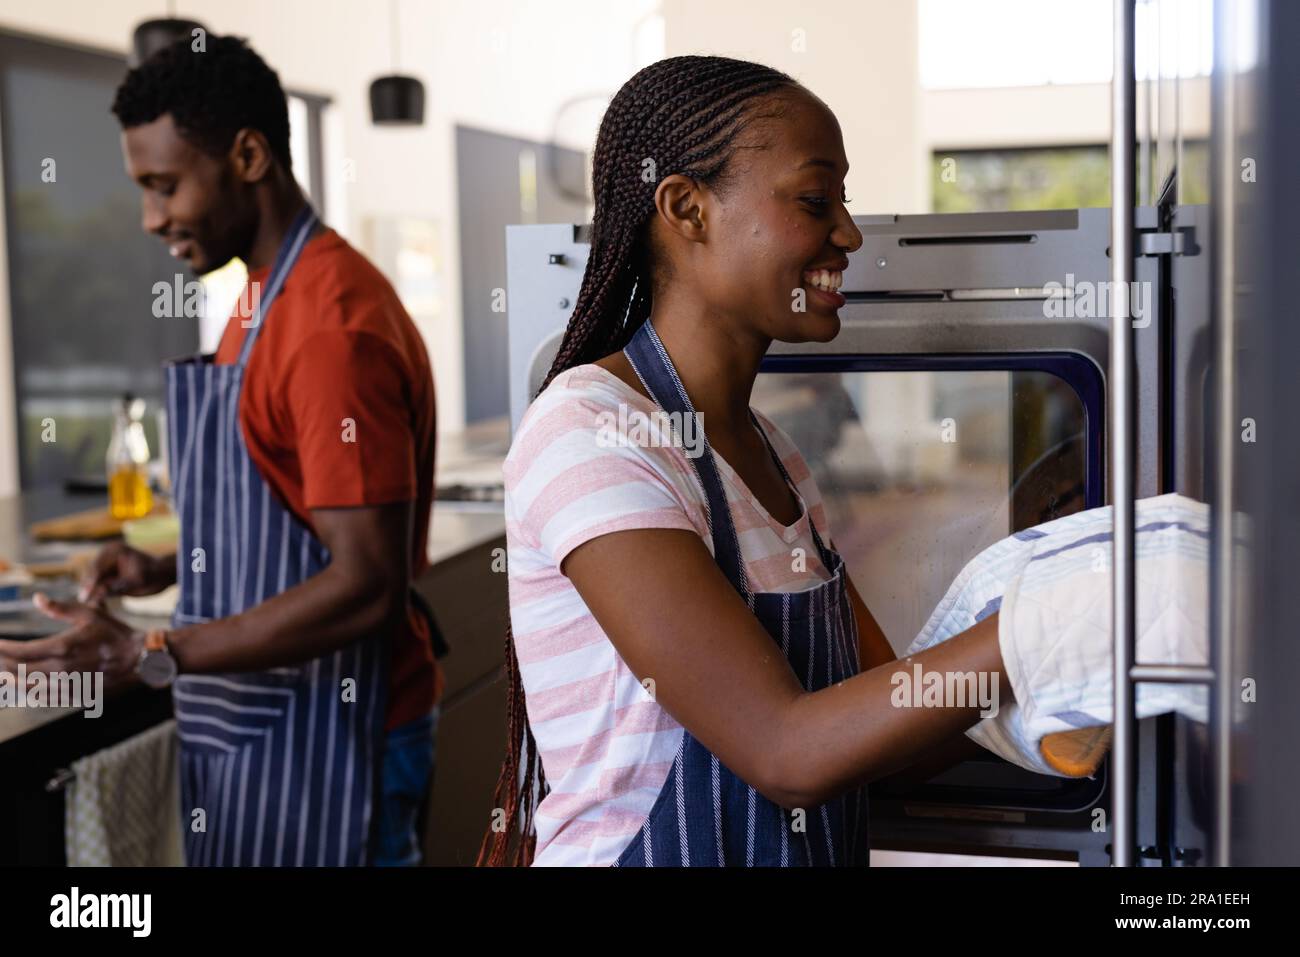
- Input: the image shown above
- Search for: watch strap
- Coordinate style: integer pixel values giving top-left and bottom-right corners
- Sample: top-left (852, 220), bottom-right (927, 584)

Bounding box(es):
top-left (144, 628), bottom-right (170, 653)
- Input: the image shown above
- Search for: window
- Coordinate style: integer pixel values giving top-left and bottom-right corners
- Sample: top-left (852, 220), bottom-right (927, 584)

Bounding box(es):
top-left (0, 32), bottom-right (197, 489)
top-left (930, 142), bottom-right (1208, 213)
top-left (752, 365), bottom-right (1095, 651)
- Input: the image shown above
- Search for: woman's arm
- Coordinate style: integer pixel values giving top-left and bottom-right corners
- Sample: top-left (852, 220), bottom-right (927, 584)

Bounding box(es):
top-left (843, 574), bottom-right (991, 783)
top-left (563, 526), bottom-right (1013, 811)
top-left (844, 571), bottom-right (990, 785)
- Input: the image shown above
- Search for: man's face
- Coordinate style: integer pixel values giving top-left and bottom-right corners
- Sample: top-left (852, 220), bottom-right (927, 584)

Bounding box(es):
top-left (121, 114), bottom-right (256, 275)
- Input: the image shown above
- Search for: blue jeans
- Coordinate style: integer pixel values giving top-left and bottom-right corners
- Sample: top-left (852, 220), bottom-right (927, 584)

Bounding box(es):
top-left (374, 705), bottom-right (440, 866)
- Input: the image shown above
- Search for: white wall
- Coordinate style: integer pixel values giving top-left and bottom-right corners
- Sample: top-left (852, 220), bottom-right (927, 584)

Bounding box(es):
top-left (662, 0), bottom-right (927, 217)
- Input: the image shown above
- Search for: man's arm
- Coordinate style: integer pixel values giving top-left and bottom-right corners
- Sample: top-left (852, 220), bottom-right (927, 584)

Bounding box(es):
top-left (0, 502), bottom-right (413, 683)
top-left (167, 501), bottom-right (413, 673)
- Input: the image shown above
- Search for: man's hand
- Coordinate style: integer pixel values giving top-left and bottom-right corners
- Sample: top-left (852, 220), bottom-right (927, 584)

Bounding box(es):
top-left (79, 542), bottom-right (176, 604)
top-left (0, 593), bottom-right (145, 692)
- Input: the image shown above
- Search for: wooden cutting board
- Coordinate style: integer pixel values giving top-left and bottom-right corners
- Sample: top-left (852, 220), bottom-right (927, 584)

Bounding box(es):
top-left (24, 550), bottom-right (98, 579)
top-left (29, 507), bottom-right (125, 541)
top-left (29, 501), bottom-right (170, 542)
top-left (1040, 725), bottom-right (1113, 777)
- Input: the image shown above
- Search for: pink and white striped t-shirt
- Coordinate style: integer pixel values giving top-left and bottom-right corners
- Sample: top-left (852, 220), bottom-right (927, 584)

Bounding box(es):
top-left (503, 363), bottom-right (837, 866)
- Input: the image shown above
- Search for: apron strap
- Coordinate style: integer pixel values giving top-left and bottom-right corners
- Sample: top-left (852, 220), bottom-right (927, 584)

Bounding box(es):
top-left (623, 320), bottom-right (752, 598)
top-left (235, 203), bottom-right (320, 368)
top-left (748, 409), bottom-right (839, 573)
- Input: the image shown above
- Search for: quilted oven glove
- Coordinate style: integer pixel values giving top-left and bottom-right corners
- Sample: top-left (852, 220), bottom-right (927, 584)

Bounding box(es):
top-left (906, 493), bottom-right (1211, 777)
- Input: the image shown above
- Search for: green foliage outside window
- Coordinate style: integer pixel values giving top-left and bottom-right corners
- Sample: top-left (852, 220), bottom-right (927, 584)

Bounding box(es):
top-left (931, 142), bottom-right (1209, 213)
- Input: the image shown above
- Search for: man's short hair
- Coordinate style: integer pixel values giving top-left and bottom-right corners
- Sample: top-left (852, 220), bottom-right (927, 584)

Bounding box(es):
top-left (111, 34), bottom-right (292, 169)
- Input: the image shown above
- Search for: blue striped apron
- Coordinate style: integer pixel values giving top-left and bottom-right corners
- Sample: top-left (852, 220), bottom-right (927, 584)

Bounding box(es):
top-left (164, 206), bottom-right (389, 866)
top-left (613, 319), bottom-right (869, 867)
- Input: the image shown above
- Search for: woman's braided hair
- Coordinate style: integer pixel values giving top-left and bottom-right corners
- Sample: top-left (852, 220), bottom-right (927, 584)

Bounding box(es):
top-left (477, 55), bottom-right (797, 867)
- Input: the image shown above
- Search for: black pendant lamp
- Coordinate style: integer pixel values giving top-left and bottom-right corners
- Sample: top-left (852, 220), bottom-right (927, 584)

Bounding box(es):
top-left (130, 2), bottom-right (205, 67)
top-left (369, 0), bottom-right (425, 125)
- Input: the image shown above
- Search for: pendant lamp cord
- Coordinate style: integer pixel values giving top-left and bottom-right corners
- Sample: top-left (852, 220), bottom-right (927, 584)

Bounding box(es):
top-left (390, 0), bottom-right (400, 71)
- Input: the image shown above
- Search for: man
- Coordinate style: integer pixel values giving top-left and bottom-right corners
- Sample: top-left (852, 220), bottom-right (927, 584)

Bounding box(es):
top-left (0, 36), bottom-right (441, 866)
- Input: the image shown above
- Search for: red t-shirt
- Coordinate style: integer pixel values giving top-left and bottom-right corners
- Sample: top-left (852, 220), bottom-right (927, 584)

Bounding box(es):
top-left (215, 227), bottom-right (442, 731)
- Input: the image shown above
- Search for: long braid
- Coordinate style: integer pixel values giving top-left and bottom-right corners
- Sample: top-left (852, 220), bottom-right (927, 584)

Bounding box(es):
top-left (479, 55), bottom-right (797, 867)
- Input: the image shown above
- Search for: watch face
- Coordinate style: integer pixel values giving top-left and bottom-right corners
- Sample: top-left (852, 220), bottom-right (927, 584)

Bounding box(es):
top-left (139, 651), bottom-right (178, 689)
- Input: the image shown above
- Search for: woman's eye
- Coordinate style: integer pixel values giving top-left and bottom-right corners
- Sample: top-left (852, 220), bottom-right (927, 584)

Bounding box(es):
top-left (801, 192), bottom-right (851, 211)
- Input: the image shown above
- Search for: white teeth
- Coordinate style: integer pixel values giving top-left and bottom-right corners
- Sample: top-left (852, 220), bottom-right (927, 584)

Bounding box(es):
top-left (803, 269), bottom-right (842, 292)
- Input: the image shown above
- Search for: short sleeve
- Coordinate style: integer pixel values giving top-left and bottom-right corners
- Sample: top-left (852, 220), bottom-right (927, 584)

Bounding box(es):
top-left (281, 329), bottom-right (417, 509)
top-left (504, 380), bottom-right (705, 571)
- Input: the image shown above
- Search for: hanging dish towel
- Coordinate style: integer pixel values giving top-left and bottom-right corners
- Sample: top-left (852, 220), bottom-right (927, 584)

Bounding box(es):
top-left (906, 493), bottom-right (1211, 777)
top-left (65, 718), bottom-right (184, 866)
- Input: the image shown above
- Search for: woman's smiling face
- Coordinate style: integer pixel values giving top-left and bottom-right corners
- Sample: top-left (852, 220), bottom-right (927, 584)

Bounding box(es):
top-left (649, 85), bottom-right (863, 345)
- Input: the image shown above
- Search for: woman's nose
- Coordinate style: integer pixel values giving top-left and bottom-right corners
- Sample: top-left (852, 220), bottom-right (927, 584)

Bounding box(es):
top-left (835, 215), bottom-right (864, 255)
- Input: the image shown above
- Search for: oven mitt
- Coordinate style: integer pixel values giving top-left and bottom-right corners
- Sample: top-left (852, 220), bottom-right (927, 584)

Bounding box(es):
top-left (905, 493), bottom-right (1211, 777)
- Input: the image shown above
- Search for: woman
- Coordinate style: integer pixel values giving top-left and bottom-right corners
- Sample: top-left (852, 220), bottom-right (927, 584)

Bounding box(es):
top-left (482, 55), bottom-right (1009, 867)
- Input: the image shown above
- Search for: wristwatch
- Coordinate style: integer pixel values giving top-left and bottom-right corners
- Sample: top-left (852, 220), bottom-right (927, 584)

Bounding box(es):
top-left (137, 628), bottom-right (179, 689)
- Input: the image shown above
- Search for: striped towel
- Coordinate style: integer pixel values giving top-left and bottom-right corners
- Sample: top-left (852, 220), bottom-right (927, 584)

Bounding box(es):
top-left (905, 493), bottom-right (1210, 776)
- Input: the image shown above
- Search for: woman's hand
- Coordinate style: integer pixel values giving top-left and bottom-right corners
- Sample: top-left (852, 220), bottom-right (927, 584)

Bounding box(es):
top-left (79, 542), bottom-right (176, 604)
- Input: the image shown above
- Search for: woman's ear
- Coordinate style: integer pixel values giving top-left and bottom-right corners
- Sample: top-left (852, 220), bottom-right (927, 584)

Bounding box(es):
top-left (653, 174), bottom-right (707, 244)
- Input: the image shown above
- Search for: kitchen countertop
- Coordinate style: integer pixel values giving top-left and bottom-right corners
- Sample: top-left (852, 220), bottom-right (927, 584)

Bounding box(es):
top-left (425, 416), bottom-right (509, 565)
top-left (0, 417), bottom-right (509, 747)
top-left (1, 416), bottom-right (509, 569)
